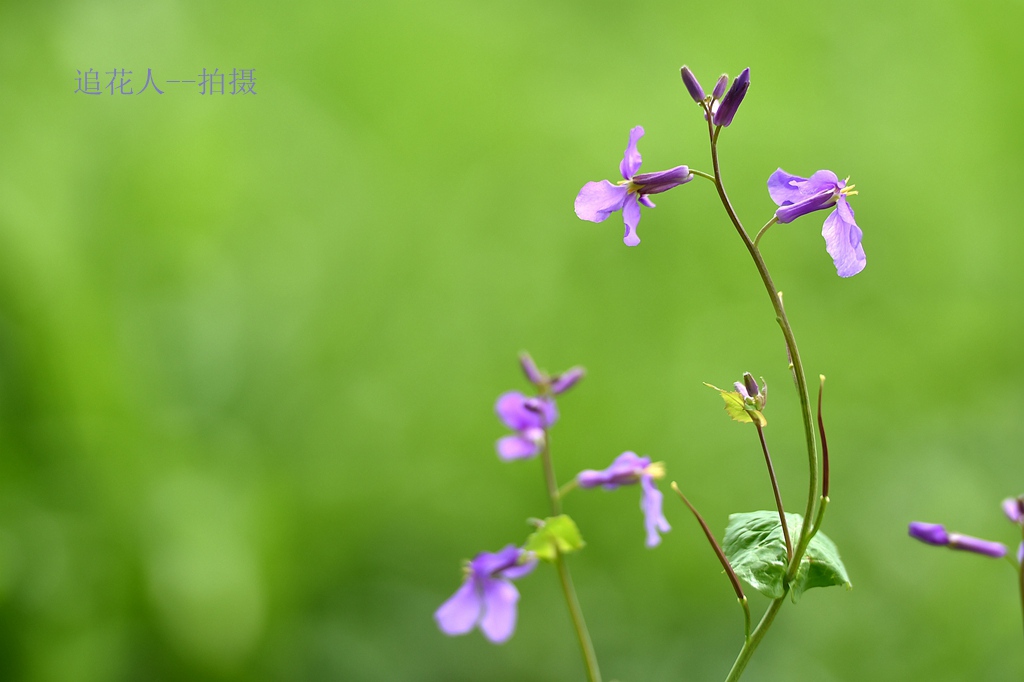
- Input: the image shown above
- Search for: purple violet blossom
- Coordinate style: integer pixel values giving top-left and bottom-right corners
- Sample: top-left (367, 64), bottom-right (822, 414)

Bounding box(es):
top-left (434, 545), bottom-right (538, 644)
top-left (495, 391), bottom-right (557, 461)
top-left (908, 521), bottom-right (1007, 558)
top-left (575, 126), bottom-right (692, 246)
top-left (768, 168), bottom-right (866, 278)
top-left (577, 451), bottom-right (671, 547)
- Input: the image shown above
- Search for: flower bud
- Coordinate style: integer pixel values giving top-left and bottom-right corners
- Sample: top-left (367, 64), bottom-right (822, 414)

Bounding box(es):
top-left (519, 351), bottom-right (545, 386)
top-left (1003, 496), bottom-right (1024, 523)
top-left (742, 372), bottom-right (759, 399)
top-left (908, 521), bottom-right (949, 546)
top-left (948, 533), bottom-right (1007, 558)
top-left (680, 65), bottom-right (705, 103)
top-left (551, 366), bottom-right (585, 395)
top-left (713, 67), bottom-right (750, 127)
top-left (712, 74), bottom-right (728, 99)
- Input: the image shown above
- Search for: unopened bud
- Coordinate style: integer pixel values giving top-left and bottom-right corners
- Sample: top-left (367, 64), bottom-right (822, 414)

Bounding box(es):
top-left (712, 74), bottom-right (728, 99)
top-left (519, 352), bottom-right (545, 386)
top-left (713, 67), bottom-right (750, 127)
top-left (679, 65), bottom-right (705, 103)
top-left (551, 366), bottom-right (585, 395)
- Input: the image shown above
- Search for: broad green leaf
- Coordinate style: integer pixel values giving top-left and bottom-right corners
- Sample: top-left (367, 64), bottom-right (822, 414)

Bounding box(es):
top-left (703, 383), bottom-right (767, 427)
top-left (722, 511), bottom-right (851, 600)
top-left (523, 514), bottom-right (585, 562)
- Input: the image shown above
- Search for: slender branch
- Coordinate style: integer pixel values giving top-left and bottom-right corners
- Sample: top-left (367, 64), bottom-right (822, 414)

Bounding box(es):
top-left (691, 169), bottom-right (717, 183)
top-left (754, 424), bottom-right (792, 561)
top-left (724, 597), bottom-right (785, 682)
top-left (817, 374), bottom-right (830, 499)
top-left (539, 433), bottom-right (601, 682)
top-left (753, 217), bottom-right (779, 248)
top-left (703, 109), bottom-right (819, 580)
top-left (672, 482), bottom-right (751, 639)
top-left (557, 478), bottom-right (579, 500)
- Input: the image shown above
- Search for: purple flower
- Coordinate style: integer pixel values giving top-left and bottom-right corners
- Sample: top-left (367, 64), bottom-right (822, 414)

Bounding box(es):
top-left (495, 391), bottom-right (557, 461)
top-left (575, 126), bottom-right (692, 246)
top-left (680, 65), bottom-right (705, 103)
top-left (768, 168), bottom-right (866, 278)
top-left (435, 545), bottom-right (537, 644)
top-left (578, 451), bottom-right (671, 547)
top-left (908, 521), bottom-right (1007, 558)
top-left (713, 67), bottom-right (750, 127)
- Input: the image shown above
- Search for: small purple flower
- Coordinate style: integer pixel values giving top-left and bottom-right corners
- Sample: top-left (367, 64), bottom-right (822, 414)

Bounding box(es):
top-left (495, 391), bottom-right (557, 461)
top-left (768, 168), bottom-right (866, 278)
top-left (578, 451), bottom-right (671, 547)
top-left (908, 521), bottom-right (1007, 558)
top-left (713, 68), bottom-right (750, 127)
top-left (575, 126), bottom-right (692, 246)
top-left (435, 545), bottom-right (537, 644)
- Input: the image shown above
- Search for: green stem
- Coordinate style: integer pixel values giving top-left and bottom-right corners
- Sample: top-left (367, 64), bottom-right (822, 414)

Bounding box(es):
top-left (539, 434), bottom-right (601, 682)
top-left (702, 105), bottom-right (819, 579)
top-left (723, 597), bottom-right (785, 682)
top-left (557, 478), bottom-right (579, 500)
top-left (753, 217), bottom-right (779, 248)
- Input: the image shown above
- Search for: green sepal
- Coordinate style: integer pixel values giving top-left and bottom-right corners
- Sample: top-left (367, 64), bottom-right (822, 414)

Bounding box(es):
top-left (523, 514), bottom-right (585, 562)
top-left (722, 511), bottom-right (851, 600)
top-left (703, 383), bottom-right (767, 427)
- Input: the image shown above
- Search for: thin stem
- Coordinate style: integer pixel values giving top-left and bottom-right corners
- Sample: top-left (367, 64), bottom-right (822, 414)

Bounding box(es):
top-left (557, 478), bottom-right (579, 500)
top-left (703, 110), bottom-right (819, 580)
top-left (753, 217), bottom-right (778, 248)
top-left (672, 482), bottom-right (751, 639)
top-left (754, 424), bottom-right (792, 561)
top-left (817, 374), bottom-right (830, 499)
top-left (724, 597), bottom-right (785, 682)
top-left (539, 433), bottom-right (601, 682)
top-left (691, 169), bottom-right (717, 183)
top-left (1018, 527), bottom-right (1024, 641)
top-left (555, 549), bottom-right (602, 682)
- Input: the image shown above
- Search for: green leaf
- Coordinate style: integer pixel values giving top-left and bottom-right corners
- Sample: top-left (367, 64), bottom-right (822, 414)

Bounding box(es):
top-left (722, 511), bottom-right (851, 600)
top-left (523, 514), bottom-right (585, 562)
top-left (703, 383), bottom-right (767, 427)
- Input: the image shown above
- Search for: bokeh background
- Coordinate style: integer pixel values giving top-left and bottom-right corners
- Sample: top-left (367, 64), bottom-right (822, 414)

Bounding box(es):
top-left (1, 0), bottom-right (1023, 679)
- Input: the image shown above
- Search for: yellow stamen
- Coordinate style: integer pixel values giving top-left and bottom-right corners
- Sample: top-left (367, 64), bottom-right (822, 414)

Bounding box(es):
top-left (645, 461), bottom-right (666, 480)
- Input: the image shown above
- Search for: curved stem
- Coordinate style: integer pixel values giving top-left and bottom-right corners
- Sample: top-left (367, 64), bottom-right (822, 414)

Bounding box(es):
top-left (703, 110), bottom-right (819, 579)
top-left (753, 217), bottom-right (779, 248)
top-left (557, 478), bottom-right (579, 500)
top-left (672, 482), bottom-right (751, 639)
top-left (724, 597), bottom-right (785, 682)
top-left (539, 434), bottom-right (601, 682)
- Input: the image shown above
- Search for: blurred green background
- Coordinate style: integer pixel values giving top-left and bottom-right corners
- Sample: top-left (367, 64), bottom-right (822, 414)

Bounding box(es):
top-left (1, 0), bottom-right (1023, 679)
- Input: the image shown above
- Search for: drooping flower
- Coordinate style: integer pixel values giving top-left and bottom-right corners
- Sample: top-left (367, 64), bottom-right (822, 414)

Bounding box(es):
top-left (495, 391), bottom-right (557, 460)
top-left (908, 521), bottom-right (1007, 558)
top-left (768, 168), bottom-right (866, 278)
top-left (575, 126), bottom-right (692, 246)
top-left (434, 545), bottom-right (538, 644)
top-left (577, 451), bottom-right (671, 547)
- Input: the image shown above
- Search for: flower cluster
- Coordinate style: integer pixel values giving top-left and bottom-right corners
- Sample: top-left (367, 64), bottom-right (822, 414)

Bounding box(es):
top-left (575, 67), bottom-right (867, 278)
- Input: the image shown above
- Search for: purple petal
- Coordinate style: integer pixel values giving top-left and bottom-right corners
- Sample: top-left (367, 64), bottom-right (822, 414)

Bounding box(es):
top-left (949, 533), bottom-right (1007, 558)
top-left (435, 578), bottom-right (481, 636)
top-left (519, 352), bottom-right (544, 386)
top-left (495, 392), bottom-right (538, 431)
top-left (479, 579), bottom-right (519, 643)
top-left (1003, 497), bottom-right (1024, 523)
top-left (712, 74), bottom-right (728, 99)
top-left (523, 397), bottom-right (558, 426)
top-left (641, 475), bottom-right (670, 548)
top-left (497, 435), bottom-right (539, 460)
top-left (619, 126), bottom-right (644, 179)
top-left (471, 545), bottom-right (522, 576)
top-left (774, 189), bottom-right (838, 224)
top-left (578, 451), bottom-right (648, 490)
top-left (908, 521), bottom-right (949, 546)
top-left (822, 198), bottom-right (866, 277)
top-left (622, 193), bottom-right (641, 246)
top-left (1018, 541), bottom-right (1024, 565)
top-left (768, 168), bottom-right (840, 207)
top-left (632, 166), bottom-right (692, 194)
top-left (550, 366), bottom-right (585, 395)
top-left (575, 181), bottom-right (628, 223)
top-left (713, 67), bottom-right (749, 127)
top-left (499, 552), bottom-right (537, 580)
